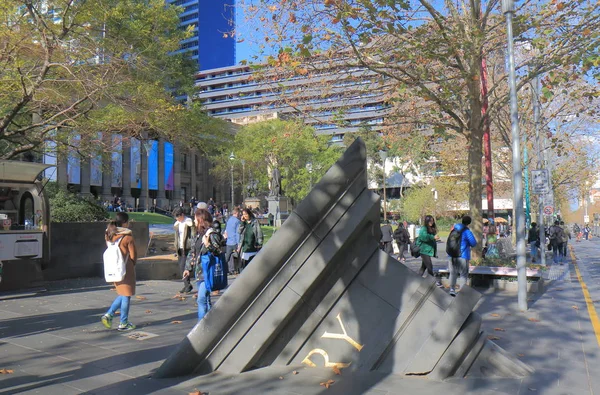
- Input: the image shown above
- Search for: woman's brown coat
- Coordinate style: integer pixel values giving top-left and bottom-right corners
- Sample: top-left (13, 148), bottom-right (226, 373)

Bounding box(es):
top-left (110, 229), bottom-right (137, 296)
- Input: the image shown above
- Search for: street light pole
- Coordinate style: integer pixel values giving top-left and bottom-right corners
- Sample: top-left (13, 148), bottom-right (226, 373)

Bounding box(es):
top-left (379, 150), bottom-right (388, 222)
top-left (503, 0), bottom-right (528, 311)
top-left (142, 140), bottom-right (153, 212)
top-left (229, 152), bottom-right (235, 209)
top-left (306, 162), bottom-right (313, 191)
top-left (533, 73), bottom-right (546, 267)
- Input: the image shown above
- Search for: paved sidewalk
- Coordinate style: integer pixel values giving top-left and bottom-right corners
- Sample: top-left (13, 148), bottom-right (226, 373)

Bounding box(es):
top-left (1, 242), bottom-right (600, 394)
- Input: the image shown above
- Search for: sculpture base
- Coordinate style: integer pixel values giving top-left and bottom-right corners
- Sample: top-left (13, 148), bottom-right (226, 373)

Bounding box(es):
top-left (244, 197), bottom-right (262, 211)
top-left (267, 196), bottom-right (289, 227)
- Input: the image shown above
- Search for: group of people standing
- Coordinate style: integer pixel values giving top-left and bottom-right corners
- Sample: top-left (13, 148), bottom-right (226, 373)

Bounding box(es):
top-left (174, 205), bottom-right (263, 320)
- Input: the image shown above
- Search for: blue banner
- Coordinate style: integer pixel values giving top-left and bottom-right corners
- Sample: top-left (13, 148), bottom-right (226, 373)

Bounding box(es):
top-left (67, 134), bottom-right (81, 184)
top-left (164, 142), bottom-right (174, 191)
top-left (111, 135), bottom-right (123, 188)
top-left (148, 140), bottom-right (158, 190)
top-left (130, 138), bottom-right (141, 189)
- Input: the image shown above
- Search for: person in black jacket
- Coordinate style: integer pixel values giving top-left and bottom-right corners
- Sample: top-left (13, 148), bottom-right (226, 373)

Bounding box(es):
top-left (380, 220), bottom-right (394, 255)
top-left (393, 223), bottom-right (411, 263)
top-left (527, 222), bottom-right (540, 263)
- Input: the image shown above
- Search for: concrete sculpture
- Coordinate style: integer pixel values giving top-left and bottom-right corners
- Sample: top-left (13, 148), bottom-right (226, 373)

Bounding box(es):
top-left (156, 138), bottom-right (532, 382)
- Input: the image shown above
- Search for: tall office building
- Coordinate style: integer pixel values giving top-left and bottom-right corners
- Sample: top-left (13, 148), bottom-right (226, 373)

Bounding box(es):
top-left (168, 0), bottom-right (236, 71)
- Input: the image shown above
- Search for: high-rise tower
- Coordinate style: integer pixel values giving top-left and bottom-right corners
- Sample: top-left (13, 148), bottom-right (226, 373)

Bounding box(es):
top-left (168, 0), bottom-right (236, 71)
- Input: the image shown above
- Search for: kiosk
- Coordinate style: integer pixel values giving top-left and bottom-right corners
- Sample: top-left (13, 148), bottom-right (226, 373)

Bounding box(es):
top-left (0, 161), bottom-right (53, 291)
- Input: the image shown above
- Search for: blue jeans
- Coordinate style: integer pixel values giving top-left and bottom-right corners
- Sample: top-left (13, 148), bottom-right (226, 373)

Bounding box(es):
top-left (197, 281), bottom-right (212, 321)
top-left (107, 295), bottom-right (131, 324)
top-left (552, 243), bottom-right (563, 264)
top-left (530, 241), bottom-right (539, 261)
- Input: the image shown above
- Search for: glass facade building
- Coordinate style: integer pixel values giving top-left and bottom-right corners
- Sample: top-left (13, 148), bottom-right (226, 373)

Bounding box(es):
top-left (168, 0), bottom-right (236, 71)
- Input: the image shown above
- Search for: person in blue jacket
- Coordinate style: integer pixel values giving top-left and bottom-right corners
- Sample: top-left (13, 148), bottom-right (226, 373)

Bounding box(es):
top-left (448, 215), bottom-right (477, 297)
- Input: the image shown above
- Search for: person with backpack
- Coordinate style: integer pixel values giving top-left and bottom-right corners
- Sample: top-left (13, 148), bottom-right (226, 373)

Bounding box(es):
top-left (446, 215), bottom-right (477, 297)
top-left (237, 208), bottom-right (263, 271)
top-left (560, 221), bottom-right (571, 260)
top-left (380, 220), bottom-right (394, 255)
top-left (393, 222), bottom-right (411, 263)
top-left (416, 215), bottom-right (442, 287)
top-left (101, 212), bottom-right (138, 331)
top-left (528, 222), bottom-right (540, 263)
top-left (183, 208), bottom-right (228, 321)
top-left (548, 220), bottom-right (565, 265)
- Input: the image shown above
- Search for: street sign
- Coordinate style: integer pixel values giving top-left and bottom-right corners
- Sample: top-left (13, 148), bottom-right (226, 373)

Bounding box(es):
top-left (543, 206), bottom-right (554, 215)
top-left (584, 215), bottom-right (590, 223)
top-left (531, 169), bottom-right (550, 194)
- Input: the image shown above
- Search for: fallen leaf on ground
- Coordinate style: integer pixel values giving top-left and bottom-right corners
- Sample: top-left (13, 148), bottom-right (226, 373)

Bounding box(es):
top-left (114, 311), bottom-right (120, 316)
top-left (490, 313), bottom-right (501, 317)
top-left (292, 370), bottom-right (299, 375)
top-left (145, 310), bottom-right (152, 314)
top-left (180, 297), bottom-right (187, 301)
top-left (518, 353), bottom-right (525, 357)
top-left (528, 318), bottom-right (540, 322)
top-left (172, 294), bottom-right (182, 299)
top-left (320, 379), bottom-right (335, 389)
top-left (487, 335), bottom-right (501, 340)
top-left (0, 369), bottom-right (14, 374)
top-left (279, 376), bottom-right (284, 380)
top-left (171, 320), bottom-right (183, 324)
top-left (572, 305), bottom-right (580, 310)
top-left (332, 365), bottom-right (342, 375)
top-left (494, 328), bottom-right (506, 332)
top-left (135, 296), bottom-right (147, 300)
top-left (188, 391), bottom-right (205, 395)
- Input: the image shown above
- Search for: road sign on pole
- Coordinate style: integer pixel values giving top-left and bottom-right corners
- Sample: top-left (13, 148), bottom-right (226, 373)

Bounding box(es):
top-left (531, 169), bottom-right (550, 195)
top-left (543, 206), bottom-right (554, 216)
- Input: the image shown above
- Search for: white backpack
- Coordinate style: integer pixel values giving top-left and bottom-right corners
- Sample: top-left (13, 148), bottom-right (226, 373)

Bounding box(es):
top-left (103, 237), bottom-right (128, 282)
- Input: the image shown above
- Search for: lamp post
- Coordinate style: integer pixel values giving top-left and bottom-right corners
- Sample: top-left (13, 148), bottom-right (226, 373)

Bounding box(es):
top-left (229, 152), bottom-right (235, 208)
top-left (306, 161), bottom-right (313, 191)
top-left (241, 159), bottom-right (246, 199)
top-left (585, 181), bottom-right (589, 224)
top-left (503, 0), bottom-right (528, 311)
top-left (379, 149), bottom-right (388, 222)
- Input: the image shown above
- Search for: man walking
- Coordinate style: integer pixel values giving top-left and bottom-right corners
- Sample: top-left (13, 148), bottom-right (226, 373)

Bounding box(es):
top-left (380, 220), bottom-right (394, 255)
top-left (548, 220), bottom-right (565, 265)
top-left (560, 221), bottom-right (571, 260)
top-left (448, 215), bottom-right (477, 297)
top-left (528, 222), bottom-right (540, 263)
top-left (223, 207), bottom-right (241, 274)
top-left (173, 207), bottom-right (195, 293)
top-left (393, 222), bottom-right (411, 263)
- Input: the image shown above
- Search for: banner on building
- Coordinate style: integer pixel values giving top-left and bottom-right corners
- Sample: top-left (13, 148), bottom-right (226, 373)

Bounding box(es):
top-left (111, 135), bottom-right (123, 188)
top-left (67, 134), bottom-right (81, 184)
top-left (90, 132), bottom-right (103, 186)
top-left (43, 139), bottom-right (57, 181)
top-left (148, 140), bottom-right (158, 190)
top-left (164, 142), bottom-right (174, 191)
top-left (130, 137), bottom-right (141, 189)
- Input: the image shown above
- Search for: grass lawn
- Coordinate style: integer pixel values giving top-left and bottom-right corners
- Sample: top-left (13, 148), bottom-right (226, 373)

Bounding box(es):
top-left (108, 212), bottom-right (173, 225)
top-left (262, 226), bottom-right (275, 244)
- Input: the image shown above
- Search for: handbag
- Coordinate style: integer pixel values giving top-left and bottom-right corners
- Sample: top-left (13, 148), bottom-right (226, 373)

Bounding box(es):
top-left (410, 240), bottom-right (421, 258)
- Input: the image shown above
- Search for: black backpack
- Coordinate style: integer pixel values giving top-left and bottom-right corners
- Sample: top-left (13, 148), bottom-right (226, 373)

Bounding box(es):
top-left (446, 227), bottom-right (465, 258)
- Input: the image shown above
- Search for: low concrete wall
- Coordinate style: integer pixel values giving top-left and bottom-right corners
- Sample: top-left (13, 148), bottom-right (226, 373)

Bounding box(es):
top-left (44, 222), bottom-right (149, 281)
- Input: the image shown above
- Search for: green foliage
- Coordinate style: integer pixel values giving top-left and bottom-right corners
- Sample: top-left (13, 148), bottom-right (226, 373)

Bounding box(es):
top-left (50, 190), bottom-right (109, 223)
top-left (0, 0), bottom-right (226, 159)
top-left (211, 119), bottom-right (343, 204)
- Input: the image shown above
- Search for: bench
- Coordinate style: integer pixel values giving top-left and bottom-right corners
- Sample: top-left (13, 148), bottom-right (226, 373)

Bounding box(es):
top-left (436, 266), bottom-right (543, 292)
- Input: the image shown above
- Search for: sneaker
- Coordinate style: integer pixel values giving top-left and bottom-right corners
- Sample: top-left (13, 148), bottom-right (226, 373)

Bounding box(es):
top-left (101, 314), bottom-right (113, 329)
top-left (449, 289), bottom-right (457, 297)
top-left (435, 281), bottom-right (444, 288)
top-left (117, 322), bottom-right (136, 332)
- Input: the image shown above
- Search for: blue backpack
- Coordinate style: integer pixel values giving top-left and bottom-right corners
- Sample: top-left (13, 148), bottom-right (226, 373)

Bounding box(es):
top-left (201, 252), bottom-right (228, 292)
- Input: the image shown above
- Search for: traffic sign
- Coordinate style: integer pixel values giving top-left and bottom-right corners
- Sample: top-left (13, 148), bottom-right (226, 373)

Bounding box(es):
top-left (543, 206), bottom-right (554, 215)
top-left (531, 169), bottom-right (550, 194)
top-left (584, 215), bottom-right (590, 223)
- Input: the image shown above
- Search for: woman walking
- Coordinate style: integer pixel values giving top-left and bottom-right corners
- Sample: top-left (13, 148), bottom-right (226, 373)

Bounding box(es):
top-left (101, 212), bottom-right (138, 331)
top-left (417, 215), bottom-right (442, 287)
top-left (238, 208), bottom-right (263, 271)
top-left (393, 222), bottom-right (411, 263)
top-left (183, 208), bottom-right (216, 321)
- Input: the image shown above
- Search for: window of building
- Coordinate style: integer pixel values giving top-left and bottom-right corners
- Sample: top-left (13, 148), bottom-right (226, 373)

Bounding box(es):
top-left (182, 153), bottom-right (188, 171)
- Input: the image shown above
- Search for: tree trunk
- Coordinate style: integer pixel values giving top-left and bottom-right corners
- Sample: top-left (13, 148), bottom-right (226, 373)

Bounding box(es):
top-left (467, 78), bottom-right (485, 261)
